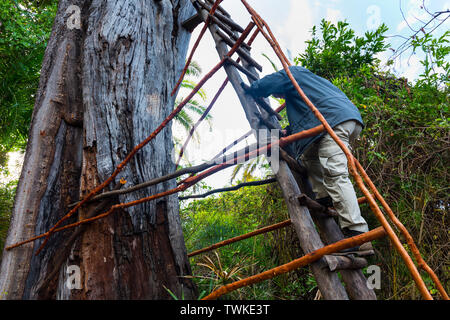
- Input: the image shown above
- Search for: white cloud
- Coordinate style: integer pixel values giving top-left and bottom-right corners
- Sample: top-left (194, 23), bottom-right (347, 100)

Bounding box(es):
top-left (277, 0), bottom-right (317, 59)
top-left (326, 8), bottom-right (343, 24)
top-left (396, 0), bottom-right (432, 32)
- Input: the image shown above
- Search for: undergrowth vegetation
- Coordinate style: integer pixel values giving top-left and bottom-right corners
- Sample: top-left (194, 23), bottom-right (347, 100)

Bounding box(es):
top-left (181, 20), bottom-right (449, 300)
top-left (181, 183), bottom-right (319, 300)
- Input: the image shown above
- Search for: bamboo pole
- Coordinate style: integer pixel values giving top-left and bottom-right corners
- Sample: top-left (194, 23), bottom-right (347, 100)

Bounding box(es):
top-left (6, 125), bottom-right (324, 250)
top-left (202, 227), bottom-right (386, 300)
top-left (188, 220), bottom-right (291, 257)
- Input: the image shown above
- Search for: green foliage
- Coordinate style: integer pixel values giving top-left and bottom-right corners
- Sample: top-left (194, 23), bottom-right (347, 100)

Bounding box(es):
top-left (340, 81), bottom-right (448, 298)
top-left (193, 251), bottom-right (253, 299)
top-left (181, 182), bottom-right (319, 300)
top-left (295, 19), bottom-right (390, 79)
top-left (0, 0), bottom-right (57, 152)
top-left (0, 0), bottom-right (55, 263)
top-left (182, 20), bottom-right (449, 300)
top-left (0, 180), bottom-right (16, 258)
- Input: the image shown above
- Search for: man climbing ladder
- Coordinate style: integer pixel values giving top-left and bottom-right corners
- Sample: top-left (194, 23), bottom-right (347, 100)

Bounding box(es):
top-left (244, 65), bottom-right (373, 256)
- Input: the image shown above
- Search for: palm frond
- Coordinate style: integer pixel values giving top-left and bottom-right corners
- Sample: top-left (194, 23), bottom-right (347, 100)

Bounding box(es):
top-left (174, 109), bottom-right (193, 132)
top-left (173, 60), bottom-right (215, 166)
top-left (230, 155), bottom-right (269, 183)
top-left (181, 79), bottom-right (207, 101)
top-left (185, 102), bottom-right (212, 120)
top-left (262, 53), bottom-right (279, 72)
top-left (172, 136), bottom-right (192, 166)
top-left (230, 163), bottom-right (245, 183)
top-left (186, 60), bottom-right (202, 77)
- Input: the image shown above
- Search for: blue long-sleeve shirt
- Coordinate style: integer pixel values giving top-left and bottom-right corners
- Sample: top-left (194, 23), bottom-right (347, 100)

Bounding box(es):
top-left (248, 66), bottom-right (364, 157)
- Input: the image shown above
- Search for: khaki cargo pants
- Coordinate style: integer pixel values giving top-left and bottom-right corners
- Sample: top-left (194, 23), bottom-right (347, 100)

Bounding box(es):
top-left (300, 120), bottom-right (369, 233)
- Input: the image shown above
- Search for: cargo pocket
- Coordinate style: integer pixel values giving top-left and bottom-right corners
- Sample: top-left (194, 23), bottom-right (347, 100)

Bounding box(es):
top-left (318, 143), bottom-right (349, 177)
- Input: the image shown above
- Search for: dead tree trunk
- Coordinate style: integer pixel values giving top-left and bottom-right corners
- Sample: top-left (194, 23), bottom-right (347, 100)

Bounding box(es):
top-left (0, 0), bottom-right (197, 300)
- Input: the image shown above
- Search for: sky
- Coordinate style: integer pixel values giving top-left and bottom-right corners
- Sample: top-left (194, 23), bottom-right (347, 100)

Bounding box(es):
top-left (174, 0), bottom-right (449, 189)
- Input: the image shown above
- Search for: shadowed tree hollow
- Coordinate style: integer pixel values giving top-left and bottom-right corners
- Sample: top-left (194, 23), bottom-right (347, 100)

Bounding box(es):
top-left (0, 0), bottom-right (197, 299)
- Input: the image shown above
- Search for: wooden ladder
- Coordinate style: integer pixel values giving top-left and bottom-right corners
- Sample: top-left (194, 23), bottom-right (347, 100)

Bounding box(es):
top-left (183, 0), bottom-right (377, 300)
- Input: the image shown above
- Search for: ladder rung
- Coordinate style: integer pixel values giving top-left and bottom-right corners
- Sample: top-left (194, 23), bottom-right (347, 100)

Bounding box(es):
top-left (224, 56), bottom-right (258, 81)
top-left (181, 13), bottom-right (203, 32)
top-left (297, 194), bottom-right (338, 218)
top-left (254, 97), bottom-right (283, 120)
top-left (215, 30), bottom-right (263, 72)
top-left (239, 83), bottom-right (282, 120)
top-left (258, 116), bottom-right (279, 130)
top-left (196, 0), bottom-right (244, 33)
top-left (193, 1), bottom-right (262, 71)
top-left (323, 255), bottom-right (368, 271)
top-left (215, 28), bottom-right (252, 57)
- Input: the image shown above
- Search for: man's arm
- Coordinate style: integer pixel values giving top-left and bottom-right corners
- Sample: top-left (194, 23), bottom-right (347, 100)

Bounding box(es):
top-left (245, 70), bottom-right (292, 98)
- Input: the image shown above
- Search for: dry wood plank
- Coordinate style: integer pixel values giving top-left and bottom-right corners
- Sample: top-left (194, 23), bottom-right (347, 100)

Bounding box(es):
top-left (196, 0), bottom-right (244, 32)
top-left (323, 255), bottom-right (368, 272)
top-left (181, 13), bottom-right (203, 32)
top-left (215, 29), bottom-right (263, 71)
top-left (291, 170), bottom-right (377, 300)
top-left (208, 14), bottom-right (252, 51)
top-left (224, 56), bottom-right (258, 81)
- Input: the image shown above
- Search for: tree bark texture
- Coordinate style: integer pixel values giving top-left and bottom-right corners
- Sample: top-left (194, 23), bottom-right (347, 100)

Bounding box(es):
top-left (0, 0), bottom-right (197, 300)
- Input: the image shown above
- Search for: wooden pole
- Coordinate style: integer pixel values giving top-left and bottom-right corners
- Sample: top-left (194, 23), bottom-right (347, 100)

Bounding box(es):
top-left (188, 220), bottom-right (292, 257)
top-left (202, 227), bottom-right (386, 300)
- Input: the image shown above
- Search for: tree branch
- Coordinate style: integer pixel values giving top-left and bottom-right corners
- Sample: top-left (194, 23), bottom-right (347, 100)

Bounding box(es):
top-left (179, 177), bottom-right (276, 200)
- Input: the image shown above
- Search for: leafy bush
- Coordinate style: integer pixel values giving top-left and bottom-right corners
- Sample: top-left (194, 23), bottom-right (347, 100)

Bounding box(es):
top-left (0, 181), bottom-right (16, 259)
top-left (337, 73), bottom-right (449, 299)
top-left (295, 19), bottom-right (389, 79)
top-left (299, 20), bottom-right (449, 299)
